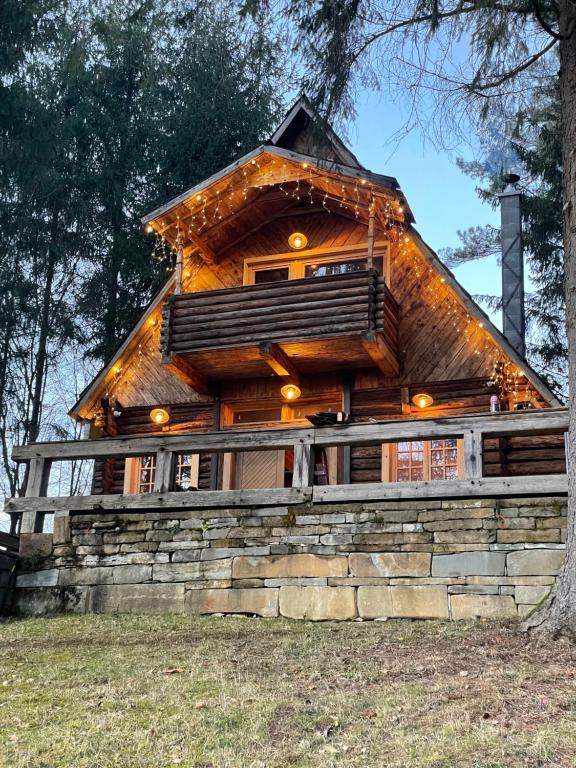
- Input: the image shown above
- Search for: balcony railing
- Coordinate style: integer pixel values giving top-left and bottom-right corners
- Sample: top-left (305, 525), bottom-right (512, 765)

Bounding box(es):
top-left (8, 408), bottom-right (569, 534)
top-left (161, 270), bottom-right (399, 379)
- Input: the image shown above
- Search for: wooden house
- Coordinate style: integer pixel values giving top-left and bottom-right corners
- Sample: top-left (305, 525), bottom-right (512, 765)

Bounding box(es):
top-left (67, 97), bottom-right (561, 494)
top-left (8, 99), bottom-right (569, 621)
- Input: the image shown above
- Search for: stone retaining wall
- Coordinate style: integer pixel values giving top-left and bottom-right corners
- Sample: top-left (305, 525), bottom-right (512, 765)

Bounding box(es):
top-left (13, 496), bottom-right (567, 620)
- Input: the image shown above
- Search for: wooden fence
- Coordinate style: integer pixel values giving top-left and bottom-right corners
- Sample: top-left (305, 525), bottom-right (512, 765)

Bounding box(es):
top-left (6, 408), bottom-right (569, 536)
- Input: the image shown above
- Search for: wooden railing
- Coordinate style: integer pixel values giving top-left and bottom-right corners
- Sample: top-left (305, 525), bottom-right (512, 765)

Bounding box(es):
top-left (7, 409), bottom-right (569, 533)
top-left (162, 269), bottom-right (398, 354)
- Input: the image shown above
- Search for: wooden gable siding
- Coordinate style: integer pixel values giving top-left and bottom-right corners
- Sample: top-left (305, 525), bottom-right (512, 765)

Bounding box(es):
top-left (98, 208), bottom-right (547, 412)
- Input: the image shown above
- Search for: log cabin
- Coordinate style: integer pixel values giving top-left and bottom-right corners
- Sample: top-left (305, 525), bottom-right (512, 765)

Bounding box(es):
top-left (8, 98), bottom-right (569, 621)
top-left (69, 97), bottom-right (561, 494)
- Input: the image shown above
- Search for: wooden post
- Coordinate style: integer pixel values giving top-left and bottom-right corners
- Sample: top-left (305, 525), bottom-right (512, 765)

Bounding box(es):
top-left (463, 430), bottom-right (483, 479)
top-left (154, 450), bottom-right (175, 493)
top-left (174, 236), bottom-right (183, 295)
top-left (367, 194), bottom-right (375, 269)
top-left (342, 375), bottom-right (351, 484)
top-left (25, 458), bottom-right (51, 498)
top-left (210, 393), bottom-right (221, 491)
top-left (292, 443), bottom-right (314, 488)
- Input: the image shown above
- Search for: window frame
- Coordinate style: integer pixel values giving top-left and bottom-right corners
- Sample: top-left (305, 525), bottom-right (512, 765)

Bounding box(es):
top-left (243, 242), bottom-right (391, 287)
top-left (381, 439), bottom-right (464, 483)
top-left (124, 454), bottom-right (200, 494)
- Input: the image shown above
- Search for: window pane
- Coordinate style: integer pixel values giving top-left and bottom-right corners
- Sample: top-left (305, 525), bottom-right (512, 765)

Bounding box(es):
top-left (446, 449), bottom-right (458, 464)
top-left (431, 450), bottom-right (443, 466)
top-left (431, 466), bottom-right (444, 480)
top-left (446, 466), bottom-right (459, 480)
top-left (411, 467), bottom-right (424, 481)
top-left (305, 256), bottom-right (383, 278)
top-left (412, 451), bottom-right (424, 465)
top-left (233, 408), bottom-right (282, 424)
top-left (445, 438), bottom-right (457, 448)
top-left (431, 439), bottom-right (443, 449)
top-left (254, 267), bottom-right (289, 284)
top-left (397, 469), bottom-right (409, 481)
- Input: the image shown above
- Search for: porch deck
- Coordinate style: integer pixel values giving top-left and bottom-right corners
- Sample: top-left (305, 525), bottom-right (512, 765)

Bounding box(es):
top-left (8, 408), bottom-right (569, 534)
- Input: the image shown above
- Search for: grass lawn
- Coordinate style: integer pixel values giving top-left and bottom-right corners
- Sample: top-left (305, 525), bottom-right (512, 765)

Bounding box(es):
top-left (1, 615), bottom-right (575, 767)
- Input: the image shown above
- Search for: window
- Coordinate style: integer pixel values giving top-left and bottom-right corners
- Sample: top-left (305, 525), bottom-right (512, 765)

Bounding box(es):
top-left (124, 454), bottom-right (199, 493)
top-left (304, 256), bottom-right (383, 279)
top-left (253, 266), bottom-right (290, 284)
top-left (244, 244), bottom-right (390, 286)
top-left (383, 439), bottom-right (463, 483)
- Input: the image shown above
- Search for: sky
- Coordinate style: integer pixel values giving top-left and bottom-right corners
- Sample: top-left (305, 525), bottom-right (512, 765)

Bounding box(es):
top-left (347, 91), bottom-right (503, 328)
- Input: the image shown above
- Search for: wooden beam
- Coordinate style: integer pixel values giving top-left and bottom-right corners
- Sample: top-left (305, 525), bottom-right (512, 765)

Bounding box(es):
top-left (6, 487), bottom-right (312, 515)
top-left (258, 342), bottom-right (301, 380)
top-left (313, 474), bottom-right (567, 504)
top-left (185, 230), bottom-right (219, 265)
top-left (162, 352), bottom-right (212, 396)
top-left (463, 429), bottom-right (483, 479)
top-left (361, 331), bottom-right (400, 376)
top-left (153, 449), bottom-right (176, 493)
top-left (292, 444), bottom-right (315, 488)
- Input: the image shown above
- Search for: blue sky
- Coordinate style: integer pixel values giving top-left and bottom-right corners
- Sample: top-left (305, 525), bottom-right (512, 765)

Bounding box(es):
top-left (347, 92), bottom-right (502, 327)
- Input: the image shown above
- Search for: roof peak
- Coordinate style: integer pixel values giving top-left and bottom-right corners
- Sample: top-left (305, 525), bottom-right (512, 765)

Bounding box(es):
top-left (269, 95), bottom-right (363, 169)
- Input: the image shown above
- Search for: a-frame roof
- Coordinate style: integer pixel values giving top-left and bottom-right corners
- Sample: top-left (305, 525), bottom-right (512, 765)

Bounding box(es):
top-left (69, 99), bottom-right (561, 419)
top-left (269, 95), bottom-right (364, 168)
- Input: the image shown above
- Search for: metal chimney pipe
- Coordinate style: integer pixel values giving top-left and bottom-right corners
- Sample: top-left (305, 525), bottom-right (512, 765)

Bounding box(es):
top-left (498, 173), bottom-right (526, 357)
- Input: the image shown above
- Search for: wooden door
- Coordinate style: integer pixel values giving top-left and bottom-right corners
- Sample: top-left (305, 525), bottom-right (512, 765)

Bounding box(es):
top-left (233, 450), bottom-right (285, 489)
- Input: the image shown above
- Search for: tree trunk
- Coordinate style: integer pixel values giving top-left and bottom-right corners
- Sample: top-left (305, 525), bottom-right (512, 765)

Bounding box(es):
top-left (523, 2), bottom-right (576, 637)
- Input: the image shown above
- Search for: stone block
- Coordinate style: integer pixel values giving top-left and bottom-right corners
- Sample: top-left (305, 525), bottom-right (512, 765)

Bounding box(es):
top-left (279, 586), bottom-right (356, 621)
top-left (112, 565), bottom-right (152, 584)
top-left (450, 594), bottom-right (517, 620)
top-left (232, 553), bottom-right (348, 579)
top-left (538, 516), bottom-right (567, 529)
top-left (232, 579), bottom-right (264, 588)
top-left (12, 586), bottom-right (87, 616)
top-left (357, 586), bottom-right (448, 619)
top-left (499, 517), bottom-right (534, 530)
top-left (58, 567), bottom-right (114, 587)
top-left (102, 532), bottom-right (144, 544)
top-left (433, 530), bottom-right (494, 544)
top-left (418, 508), bottom-right (494, 523)
top-left (514, 586), bottom-right (551, 605)
top-left (172, 549), bottom-right (203, 563)
top-left (264, 577), bottom-right (328, 587)
top-left (353, 533), bottom-right (432, 545)
top-left (153, 560), bottom-right (231, 583)
top-left (497, 530), bottom-right (560, 544)
top-left (72, 533), bottom-right (103, 546)
top-left (319, 534), bottom-right (353, 545)
top-left (506, 549), bottom-right (565, 576)
top-left (185, 588), bottom-right (278, 617)
top-left (120, 542), bottom-right (158, 553)
top-left (88, 583), bottom-right (185, 614)
top-left (16, 569), bottom-right (58, 588)
top-left (201, 546), bottom-right (269, 561)
top-left (423, 519), bottom-right (483, 532)
top-left (52, 515), bottom-right (71, 545)
top-left (19, 533), bottom-right (53, 558)
top-left (448, 585), bottom-right (499, 595)
top-left (349, 552), bottom-right (431, 578)
top-left (432, 552), bottom-right (506, 577)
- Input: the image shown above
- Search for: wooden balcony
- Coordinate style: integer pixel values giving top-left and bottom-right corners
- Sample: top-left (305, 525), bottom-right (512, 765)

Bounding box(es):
top-left (161, 270), bottom-right (399, 385)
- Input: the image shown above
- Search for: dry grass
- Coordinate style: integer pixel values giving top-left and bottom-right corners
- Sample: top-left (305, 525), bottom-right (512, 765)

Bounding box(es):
top-left (1, 614), bottom-right (575, 767)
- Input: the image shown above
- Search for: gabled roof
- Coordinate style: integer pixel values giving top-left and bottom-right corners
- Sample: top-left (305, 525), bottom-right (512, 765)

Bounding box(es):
top-left (68, 98), bottom-right (561, 419)
top-left (269, 95), bottom-right (363, 168)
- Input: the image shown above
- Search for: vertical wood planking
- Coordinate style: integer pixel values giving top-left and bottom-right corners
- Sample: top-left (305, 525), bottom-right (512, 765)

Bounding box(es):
top-left (154, 450), bottom-right (176, 493)
top-left (25, 458), bottom-right (52, 498)
top-left (292, 443), bottom-right (315, 488)
top-left (463, 430), bottom-right (483, 479)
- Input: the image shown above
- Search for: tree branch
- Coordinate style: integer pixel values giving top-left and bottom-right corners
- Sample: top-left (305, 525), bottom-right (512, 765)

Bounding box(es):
top-left (466, 37), bottom-right (558, 95)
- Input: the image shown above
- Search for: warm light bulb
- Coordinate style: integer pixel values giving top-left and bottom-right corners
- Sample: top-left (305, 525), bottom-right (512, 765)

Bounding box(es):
top-left (411, 393), bottom-right (433, 409)
top-left (280, 383), bottom-right (302, 401)
top-left (150, 408), bottom-right (170, 425)
top-left (288, 232), bottom-right (308, 250)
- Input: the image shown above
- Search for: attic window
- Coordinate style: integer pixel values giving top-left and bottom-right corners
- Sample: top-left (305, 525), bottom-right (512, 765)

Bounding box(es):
top-left (245, 243), bottom-right (390, 286)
